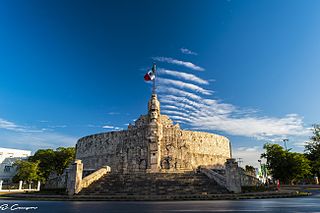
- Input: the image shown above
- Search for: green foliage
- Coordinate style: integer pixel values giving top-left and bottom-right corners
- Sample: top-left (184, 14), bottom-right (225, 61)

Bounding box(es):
top-left (261, 143), bottom-right (311, 184)
top-left (28, 149), bottom-right (56, 180)
top-left (305, 124), bottom-right (320, 177)
top-left (261, 144), bottom-right (285, 180)
top-left (13, 160), bottom-right (44, 183)
top-left (14, 147), bottom-right (75, 183)
top-left (54, 147), bottom-right (76, 175)
top-left (287, 152), bottom-right (311, 181)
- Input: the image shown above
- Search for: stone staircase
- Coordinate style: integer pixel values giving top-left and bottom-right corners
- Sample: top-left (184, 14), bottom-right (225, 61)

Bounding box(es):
top-left (78, 172), bottom-right (228, 196)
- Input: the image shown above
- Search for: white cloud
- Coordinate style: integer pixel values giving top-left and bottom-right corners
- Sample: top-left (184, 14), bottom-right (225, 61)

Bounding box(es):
top-left (155, 59), bottom-right (309, 142)
top-left (161, 101), bottom-right (197, 112)
top-left (102, 125), bottom-right (123, 131)
top-left (107, 112), bottom-right (120, 115)
top-left (0, 118), bottom-right (19, 130)
top-left (157, 77), bottom-right (212, 95)
top-left (0, 118), bottom-right (43, 133)
top-left (233, 146), bottom-right (265, 168)
top-left (158, 87), bottom-right (203, 101)
top-left (102, 125), bottom-right (115, 129)
top-left (48, 125), bottom-right (67, 128)
top-left (0, 130), bottom-right (77, 152)
top-left (180, 48), bottom-right (198, 55)
top-left (158, 68), bottom-right (208, 85)
top-left (0, 117), bottom-right (77, 152)
top-left (162, 110), bottom-right (190, 117)
top-left (168, 115), bottom-right (192, 123)
top-left (191, 113), bottom-right (309, 139)
top-left (159, 95), bottom-right (234, 115)
top-left (152, 57), bottom-right (204, 71)
top-left (237, 146), bottom-right (260, 152)
top-left (292, 141), bottom-right (307, 148)
top-left (161, 105), bottom-right (180, 110)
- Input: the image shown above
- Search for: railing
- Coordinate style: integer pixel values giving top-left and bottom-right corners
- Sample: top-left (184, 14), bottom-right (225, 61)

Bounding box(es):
top-left (81, 166), bottom-right (111, 189)
top-left (66, 160), bottom-right (112, 196)
top-left (200, 167), bottom-right (226, 187)
top-left (0, 180), bottom-right (41, 192)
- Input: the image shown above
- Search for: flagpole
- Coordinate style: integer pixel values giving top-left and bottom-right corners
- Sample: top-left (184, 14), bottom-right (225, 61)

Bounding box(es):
top-left (152, 63), bottom-right (156, 95)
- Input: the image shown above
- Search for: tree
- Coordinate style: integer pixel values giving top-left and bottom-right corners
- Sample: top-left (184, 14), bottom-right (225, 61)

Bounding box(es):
top-left (305, 124), bottom-right (320, 177)
top-left (54, 147), bottom-right (76, 175)
top-left (28, 149), bottom-right (56, 180)
top-left (288, 152), bottom-right (311, 182)
top-left (261, 143), bottom-right (311, 184)
top-left (261, 144), bottom-right (286, 181)
top-left (26, 147), bottom-right (75, 181)
top-left (13, 160), bottom-right (43, 183)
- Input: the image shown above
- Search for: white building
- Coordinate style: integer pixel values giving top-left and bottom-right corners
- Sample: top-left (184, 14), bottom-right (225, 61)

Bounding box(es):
top-left (0, 147), bottom-right (31, 183)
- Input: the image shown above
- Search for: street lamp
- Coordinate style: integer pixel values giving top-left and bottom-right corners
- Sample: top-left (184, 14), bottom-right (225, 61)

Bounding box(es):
top-left (258, 159), bottom-right (262, 180)
top-left (237, 158), bottom-right (243, 166)
top-left (283, 138), bottom-right (289, 151)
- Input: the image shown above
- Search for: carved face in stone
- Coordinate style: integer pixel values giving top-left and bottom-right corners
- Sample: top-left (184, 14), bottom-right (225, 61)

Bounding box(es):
top-left (150, 111), bottom-right (158, 120)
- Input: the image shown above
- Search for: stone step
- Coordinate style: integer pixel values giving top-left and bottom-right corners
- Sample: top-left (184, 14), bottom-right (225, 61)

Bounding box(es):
top-left (79, 172), bottom-right (228, 195)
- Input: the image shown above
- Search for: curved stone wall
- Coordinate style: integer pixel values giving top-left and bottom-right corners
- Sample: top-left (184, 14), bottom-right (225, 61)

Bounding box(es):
top-left (160, 127), bottom-right (230, 171)
top-left (76, 127), bottom-right (149, 173)
top-left (76, 120), bottom-right (231, 173)
top-left (76, 94), bottom-right (231, 173)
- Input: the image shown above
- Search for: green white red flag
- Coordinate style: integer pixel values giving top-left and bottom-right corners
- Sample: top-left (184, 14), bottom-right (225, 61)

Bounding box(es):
top-left (144, 64), bottom-right (156, 81)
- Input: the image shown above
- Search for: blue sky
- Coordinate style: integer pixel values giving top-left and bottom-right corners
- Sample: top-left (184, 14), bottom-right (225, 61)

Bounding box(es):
top-left (1, 0), bottom-right (320, 167)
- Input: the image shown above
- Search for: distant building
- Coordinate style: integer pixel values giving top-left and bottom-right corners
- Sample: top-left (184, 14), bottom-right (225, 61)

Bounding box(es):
top-left (0, 147), bottom-right (31, 183)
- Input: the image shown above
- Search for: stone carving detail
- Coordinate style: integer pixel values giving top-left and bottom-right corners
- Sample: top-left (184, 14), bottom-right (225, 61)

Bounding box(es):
top-left (76, 94), bottom-right (231, 173)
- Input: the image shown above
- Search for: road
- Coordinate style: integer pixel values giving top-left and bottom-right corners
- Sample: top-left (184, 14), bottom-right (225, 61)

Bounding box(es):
top-left (0, 190), bottom-right (319, 212)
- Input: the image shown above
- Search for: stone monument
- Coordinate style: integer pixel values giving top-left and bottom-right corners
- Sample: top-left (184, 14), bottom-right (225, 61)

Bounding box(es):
top-left (76, 94), bottom-right (232, 174)
top-left (50, 65), bottom-right (260, 196)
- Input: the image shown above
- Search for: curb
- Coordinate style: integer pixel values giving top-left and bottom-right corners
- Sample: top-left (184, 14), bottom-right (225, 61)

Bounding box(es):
top-left (0, 191), bottom-right (309, 201)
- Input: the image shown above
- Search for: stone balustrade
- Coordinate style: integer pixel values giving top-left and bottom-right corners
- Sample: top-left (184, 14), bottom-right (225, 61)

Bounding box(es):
top-left (81, 166), bottom-right (111, 189)
top-left (67, 160), bottom-right (111, 196)
top-left (200, 167), bottom-right (226, 186)
top-left (200, 159), bottom-right (242, 193)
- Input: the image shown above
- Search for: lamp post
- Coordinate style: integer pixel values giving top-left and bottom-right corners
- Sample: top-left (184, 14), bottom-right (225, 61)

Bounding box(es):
top-left (237, 158), bottom-right (243, 166)
top-left (283, 139), bottom-right (289, 151)
top-left (258, 159), bottom-right (262, 182)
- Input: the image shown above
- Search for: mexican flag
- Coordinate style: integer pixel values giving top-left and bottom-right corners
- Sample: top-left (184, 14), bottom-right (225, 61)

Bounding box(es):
top-left (144, 64), bottom-right (156, 81)
top-left (144, 70), bottom-right (155, 81)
